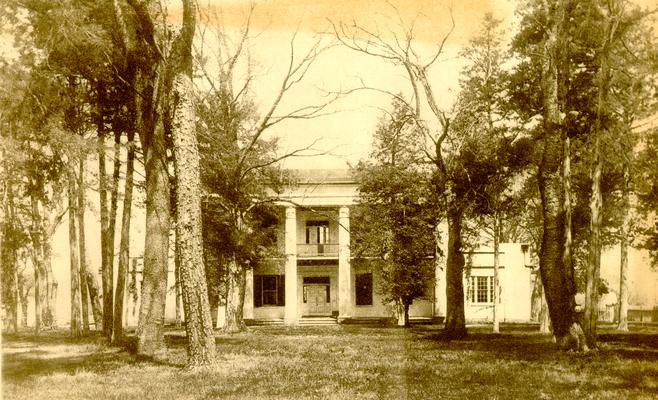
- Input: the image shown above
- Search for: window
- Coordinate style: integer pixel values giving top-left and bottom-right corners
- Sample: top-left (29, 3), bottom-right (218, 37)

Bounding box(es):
top-left (254, 275), bottom-right (285, 307)
top-left (469, 276), bottom-right (494, 304)
top-left (305, 221), bottom-right (329, 244)
top-left (355, 273), bottom-right (373, 306)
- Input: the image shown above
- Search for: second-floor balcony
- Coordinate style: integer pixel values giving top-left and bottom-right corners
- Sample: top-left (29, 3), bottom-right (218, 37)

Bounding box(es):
top-left (297, 243), bottom-right (339, 258)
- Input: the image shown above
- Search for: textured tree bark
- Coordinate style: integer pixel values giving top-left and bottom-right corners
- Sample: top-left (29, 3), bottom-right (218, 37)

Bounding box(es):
top-left (113, 133), bottom-right (135, 344)
top-left (224, 255), bottom-right (246, 333)
top-left (444, 205), bottom-right (466, 339)
top-left (77, 159), bottom-right (90, 334)
top-left (112, 0), bottom-right (171, 359)
top-left (170, 68), bottom-right (217, 364)
top-left (538, 0), bottom-right (586, 351)
top-left (68, 168), bottom-right (83, 338)
top-left (136, 119), bottom-right (170, 359)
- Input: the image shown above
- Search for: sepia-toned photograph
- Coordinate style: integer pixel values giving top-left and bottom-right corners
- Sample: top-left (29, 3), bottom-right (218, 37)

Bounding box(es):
top-left (1, 0), bottom-right (657, 398)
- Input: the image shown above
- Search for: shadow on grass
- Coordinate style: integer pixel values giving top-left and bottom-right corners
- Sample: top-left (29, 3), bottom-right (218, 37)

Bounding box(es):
top-left (2, 348), bottom-right (132, 382)
top-left (2, 331), bottom-right (187, 382)
top-left (2, 330), bottom-right (107, 346)
top-left (418, 325), bottom-right (658, 362)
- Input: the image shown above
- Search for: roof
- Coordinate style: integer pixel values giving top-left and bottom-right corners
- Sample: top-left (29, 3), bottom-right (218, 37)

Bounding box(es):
top-left (289, 168), bottom-right (356, 184)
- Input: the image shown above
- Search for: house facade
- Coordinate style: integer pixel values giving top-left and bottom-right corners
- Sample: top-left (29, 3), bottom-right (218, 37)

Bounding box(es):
top-left (239, 169), bottom-right (535, 325)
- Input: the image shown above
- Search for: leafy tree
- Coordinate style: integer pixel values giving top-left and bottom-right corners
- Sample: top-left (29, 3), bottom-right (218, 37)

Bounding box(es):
top-left (333, 4), bottom-right (475, 338)
top-left (195, 7), bottom-right (342, 332)
top-left (452, 14), bottom-right (535, 332)
top-left (112, 0), bottom-right (216, 364)
top-left (352, 99), bottom-right (437, 327)
top-left (510, 0), bottom-right (590, 350)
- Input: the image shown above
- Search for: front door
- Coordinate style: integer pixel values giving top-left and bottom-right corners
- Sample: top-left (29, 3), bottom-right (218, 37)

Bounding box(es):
top-left (304, 284), bottom-right (332, 316)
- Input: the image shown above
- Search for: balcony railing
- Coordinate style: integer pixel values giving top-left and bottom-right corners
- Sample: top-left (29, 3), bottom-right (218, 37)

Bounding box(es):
top-left (297, 243), bottom-right (339, 258)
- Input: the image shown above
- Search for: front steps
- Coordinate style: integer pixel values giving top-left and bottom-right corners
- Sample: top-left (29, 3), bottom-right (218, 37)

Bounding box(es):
top-left (246, 316), bottom-right (338, 327)
top-left (298, 316), bottom-right (338, 326)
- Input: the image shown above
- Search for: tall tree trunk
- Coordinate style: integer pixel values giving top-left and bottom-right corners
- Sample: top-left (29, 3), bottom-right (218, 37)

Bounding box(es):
top-left (538, 0), bottom-right (586, 351)
top-left (41, 208), bottom-right (57, 329)
top-left (175, 251), bottom-right (182, 328)
top-left (18, 272), bottom-right (30, 329)
top-left (98, 110), bottom-right (113, 339)
top-left (444, 204), bottom-right (466, 339)
top-left (224, 212), bottom-right (247, 333)
top-left (86, 270), bottom-right (104, 330)
top-left (224, 255), bottom-right (246, 333)
top-left (492, 214), bottom-right (500, 333)
top-left (68, 169), bottom-right (83, 338)
top-left (617, 150), bottom-right (630, 331)
top-left (113, 132), bottom-right (134, 344)
top-left (78, 159), bottom-right (90, 334)
top-left (12, 260), bottom-right (19, 333)
top-left (539, 280), bottom-right (551, 334)
top-left (584, 131), bottom-right (602, 348)
top-left (396, 301), bottom-right (410, 327)
top-left (106, 130), bottom-right (122, 336)
top-left (30, 193), bottom-right (46, 334)
top-left (585, 6), bottom-right (619, 347)
top-left (136, 117), bottom-right (170, 359)
top-left (170, 15), bottom-right (217, 362)
top-left (2, 176), bottom-right (19, 333)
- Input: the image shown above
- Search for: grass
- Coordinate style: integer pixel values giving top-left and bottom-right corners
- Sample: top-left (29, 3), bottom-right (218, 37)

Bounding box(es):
top-left (2, 323), bottom-right (658, 400)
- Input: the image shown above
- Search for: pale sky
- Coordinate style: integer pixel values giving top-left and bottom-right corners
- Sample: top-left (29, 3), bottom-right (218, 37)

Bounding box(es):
top-left (191, 0), bottom-right (518, 169)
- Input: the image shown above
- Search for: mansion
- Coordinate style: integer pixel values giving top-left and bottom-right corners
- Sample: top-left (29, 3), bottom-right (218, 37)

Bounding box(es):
top-left (128, 169), bottom-right (536, 326)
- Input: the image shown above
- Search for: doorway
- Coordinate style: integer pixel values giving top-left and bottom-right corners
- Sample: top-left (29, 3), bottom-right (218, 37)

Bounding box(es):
top-left (303, 276), bottom-right (332, 316)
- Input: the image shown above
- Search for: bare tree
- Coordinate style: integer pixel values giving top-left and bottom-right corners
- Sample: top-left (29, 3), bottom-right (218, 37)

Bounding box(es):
top-left (331, 4), bottom-right (470, 338)
top-left (196, 5), bottom-right (345, 333)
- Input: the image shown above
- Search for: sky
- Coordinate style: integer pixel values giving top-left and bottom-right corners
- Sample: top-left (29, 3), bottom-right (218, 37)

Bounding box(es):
top-left (189, 0), bottom-right (518, 169)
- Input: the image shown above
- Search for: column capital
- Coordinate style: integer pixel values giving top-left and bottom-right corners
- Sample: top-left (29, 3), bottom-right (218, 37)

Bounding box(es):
top-left (339, 206), bottom-right (350, 219)
top-left (285, 205), bottom-right (296, 219)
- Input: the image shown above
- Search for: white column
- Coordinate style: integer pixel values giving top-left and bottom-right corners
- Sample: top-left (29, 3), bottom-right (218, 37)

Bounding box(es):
top-left (338, 206), bottom-right (352, 321)
top-left (244, 268), bottom-right (254, 320)
top-left (284, 206), bottom-right (298, 325)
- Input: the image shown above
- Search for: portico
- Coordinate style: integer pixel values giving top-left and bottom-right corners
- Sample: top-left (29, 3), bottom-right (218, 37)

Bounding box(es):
top-left (281, 205), bottom-right (353, 324)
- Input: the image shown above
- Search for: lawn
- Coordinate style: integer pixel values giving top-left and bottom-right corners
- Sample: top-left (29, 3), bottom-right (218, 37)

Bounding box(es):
top-left (2, 323), bottom-right (658, 400)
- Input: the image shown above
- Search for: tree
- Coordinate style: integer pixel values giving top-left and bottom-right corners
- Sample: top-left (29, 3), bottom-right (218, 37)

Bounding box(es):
top-left (352, 99), bottom-right (437, 327)
top-left (607, 8), bottom-right (658, 332)
top-left (452, 14), bottom-right (535, 333)
top-left (111, 0), bottom-right (173, 358)
top-left (113, 0), bottom-right (217, 364)
top-left (195, 6), bottom-right (342, 332)
top-left (510, 0), bottom-right (591, 350)
top-left (333, 3), bottom-right (474, 338)
top-left (112, 130), bottom-right (136, 343)
top-left (167, 0), bottom-right (216, 365)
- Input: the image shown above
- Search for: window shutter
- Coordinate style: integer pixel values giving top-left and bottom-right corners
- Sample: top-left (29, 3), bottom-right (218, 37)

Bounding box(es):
top-left (277, 274), bottom-right (286, 306)
top-left (254, 275), bottom-right (262, 307)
